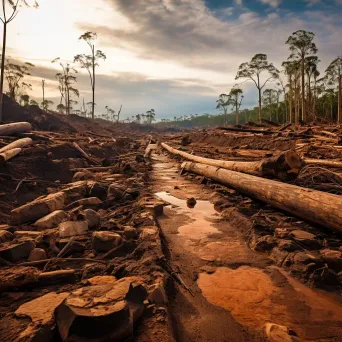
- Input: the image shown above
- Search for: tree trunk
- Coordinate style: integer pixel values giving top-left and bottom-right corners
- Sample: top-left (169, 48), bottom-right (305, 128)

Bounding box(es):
top-left (235, 102), bottom-right (239, 125)
top-left (338, 74), bottom-right (342, 124)
top-left (0, 148), bottom-right (21, 164)
top-left (0, 22), bottom-right (7, 122)
top-left (0, 137), bottom-right (32, 153)
top-left (258, 87), bottom-right (262, 122)
top-left (301, 56), bottom-right (306, 122)
top-left (162, 142), bottom-right (302, 181)
top-left (0, 122), bottom-right (32, 136)
top-left (304, 158), bottom-right (342, 168)
top-left (92, 45), bottom-right (95, 121)
top-left (181, 161), bottom-right (342, 234)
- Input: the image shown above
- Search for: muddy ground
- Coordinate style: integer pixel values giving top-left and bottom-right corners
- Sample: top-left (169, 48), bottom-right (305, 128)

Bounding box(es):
top-left (0, 104), bottom-right (342, 342)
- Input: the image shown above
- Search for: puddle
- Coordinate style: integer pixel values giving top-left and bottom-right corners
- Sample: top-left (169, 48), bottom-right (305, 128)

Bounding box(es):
top-left (155, 191), bottom-right (220, 238)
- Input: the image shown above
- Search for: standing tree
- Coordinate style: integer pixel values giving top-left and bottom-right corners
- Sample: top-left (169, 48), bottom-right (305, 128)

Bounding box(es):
top-left (52, 58), bottom-right (79, 115)
top-left (41, 99), bottom-right (53, 111)
top-left (146, 109), bottom-right (156, 124)
top-left (0, 0), bottom-right (38, 120)
top-left (262, 89), bottom-right (278, 122)
top-left (216, 93), bottom-right (231, 125)
top-left (286, 30), bottom-right (318, 123)
top-left (325, 56), bottom-right (342, 123)
top-left (236, 54), bottom-right (279, 122)
top-left (74, 32), bottom-right (106, 120)
top-left (229, 88), bottom-right (244, 125)
top-left (42, 78), bottom-right (45, 105)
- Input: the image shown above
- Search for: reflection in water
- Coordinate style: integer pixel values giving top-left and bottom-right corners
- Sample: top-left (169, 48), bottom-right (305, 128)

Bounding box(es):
top-left (155, 191), bottom-right (220, 238)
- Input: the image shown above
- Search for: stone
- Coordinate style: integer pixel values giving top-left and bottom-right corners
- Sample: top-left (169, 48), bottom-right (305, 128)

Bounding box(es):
top-left (34, 210), bottom-right (68, 229)
top-left (123, 226), bottom-right (137, 240)
top-left (278, 239), bottom-right (299, 252)
top-left (61, 181), bottom-right (88, 202)
top-left (320, 249), bottom-right (342, 270)
top-left (92, 231), bottom-right (122, 253)
top-left (10, 192), bottom-right (66, 225)
top-left (251, 235), bottom-right (277, 252)
top-left (264, 323), bottom-right (299, 342)
top-left (0, 230), bottom-right (13, 243)
top-left (274, 228), bottom-right (290, 239)
top-left (148, 283), bottom-right (168, 305)
top-left (107, 183), bottom-right (125, 200)
top-left (28, 248), bottom-right (47, 262)
top-left (14, 292), bottom-right (69, 342)
top-left (55, 277), bottom-right (147, 341)
top-left (82, 263), bottom-right (107, 279)
top-left (0, 267), bottom-right (39, 292)
top-left (186, 197), bottom-right (197, 207)
top-left (59, 221), bottom-right (88, 238)
top-left (289, 230), bottom-right (320, 248)
top-left (140, 226), bottom-right (159, 240)
top-left (0, 240), bottom-right (35, 262)
top-left (143, 199), bottom-right (164, 217)
top-left (84, 209), bottom-right (101, 228)
top-left (88, 181), bottom-right (108, 200)
top-left (87, 275), bottom-right (117, 286)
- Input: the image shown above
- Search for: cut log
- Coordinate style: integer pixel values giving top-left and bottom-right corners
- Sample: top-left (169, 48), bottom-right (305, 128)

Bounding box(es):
top-left (161, 142), bottom-right (302, 181)
top-left (0, 138), bottom-right (32, 153)
top-left (73, 142), bottom-right (100, 165)
top-left (304, 158), bottom-right (342, 168)
top-left (0, 122), bottom-right (32, 136)
top-left (0, 148), bottom-right (22, 164)
top-left (181, 161), bottom-right (342, 233)
top-left (218, 127), bottom-right (278, 135)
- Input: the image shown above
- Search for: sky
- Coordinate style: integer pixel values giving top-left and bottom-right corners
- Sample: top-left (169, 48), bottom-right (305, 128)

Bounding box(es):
top-left (3, 0), bottom-right (342, 120)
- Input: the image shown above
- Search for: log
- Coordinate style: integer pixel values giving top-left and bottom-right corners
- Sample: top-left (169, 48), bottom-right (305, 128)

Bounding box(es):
top-left (0, 138), bottom-right (32, 153)
top-left (278, 123), bottom-right (292, 132)
top-left (0, 122), bottom-right (32, 136)
top-left (73, 142), bottom-right (100, 165)
top-left (0, 148), bottom-right (21, 164)
top-left (304, 158), bottom-right (342, 168)
top-left (181, 161), bottom-right (342, 233)
top-left (161, 142), bottom-right (302, 181)
top-left (218, 127), bottom-right (278, 135)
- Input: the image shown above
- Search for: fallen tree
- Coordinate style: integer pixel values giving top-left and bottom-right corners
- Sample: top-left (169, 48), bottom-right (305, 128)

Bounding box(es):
top-left (181, 161), bottom-right (342, 233)
top-left (161, 142), bottom-right (302, 181)
top-left (0, 122), bottom-right (32, 136)
top-left (218, 126), bottom-right (278, 135)
top-left (0, 148), bottom-right (22, 164)
top-left (304, 158), bottom-right (342, 168)
top-left (0, 138), bottom-right (32, 153)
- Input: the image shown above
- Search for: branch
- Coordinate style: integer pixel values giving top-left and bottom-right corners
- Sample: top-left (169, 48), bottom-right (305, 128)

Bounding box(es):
top-left (261, 76), bottom-right (275, 90)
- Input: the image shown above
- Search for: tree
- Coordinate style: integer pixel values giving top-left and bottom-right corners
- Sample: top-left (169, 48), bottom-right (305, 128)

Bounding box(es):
top-left (325, 56), bottom-right (342, 123)
top-left (52, 58), bottom-right (79, 115)
top-left (229, 88), bottom-right (244, 125)
top-left (74, 32), bottom-right (106, 120)
top-left (286, 30), bottom-right (318, 122)
top-left (4, 59), bottom-right (34, 101)
top-left (29, 99), bottom-right (38, 106)
top-left (20, 93), bottom-right (29, 106)
top-left (0, 0), bottom-right (38, 120)
top-left (41, 99), bottom-right (53, 111)
top-left (216, 94), bottom-right (231, 125)
top-left (136, 113), bottom-right (141, 123)
top-left (262, 89), bottom-right (278, 121)
top-left (236, 54), bottom-right (279, 122)
top-left (146, 109), bottom-right (156, 124)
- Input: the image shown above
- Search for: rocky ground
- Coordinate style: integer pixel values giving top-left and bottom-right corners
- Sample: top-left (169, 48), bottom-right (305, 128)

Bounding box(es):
top-left (0, 102), bottom-right (342, 342)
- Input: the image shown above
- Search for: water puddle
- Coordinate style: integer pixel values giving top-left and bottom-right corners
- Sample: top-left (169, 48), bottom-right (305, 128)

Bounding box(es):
top-left (155, 191), bottom-right (220, 238)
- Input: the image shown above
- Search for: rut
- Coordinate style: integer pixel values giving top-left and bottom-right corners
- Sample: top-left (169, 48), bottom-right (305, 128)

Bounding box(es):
top-left (151, 151), bottom-right (342, 342)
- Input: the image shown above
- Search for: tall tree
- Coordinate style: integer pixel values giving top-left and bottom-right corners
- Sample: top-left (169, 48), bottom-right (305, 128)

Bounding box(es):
top-left (216, 93), bottom-right (231, 125)
top-left (286, 30), bottom-right (317, 123)
top-left (41, 99), bottom-right (53, 111)
top-left (52, 58), bottom-right (79, 115)
top-left (229, 88), bottom-right (244, 125)
top-left (0, 0), bottom-right (38, 120)
top-left (325, 56), bottom-right (342, 123)
top-left (146, 109), bottom-right (156, 124)
top-left (262, 89), bottom-right (278, 122)
top-left (236, 54), bottom-right (279, 122)
top-left (74, 32), bottom-right (106, 120)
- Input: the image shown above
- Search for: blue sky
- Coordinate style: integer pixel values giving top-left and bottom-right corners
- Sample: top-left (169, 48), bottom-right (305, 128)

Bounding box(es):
top-left (6, 0), bottom-right (342, 119)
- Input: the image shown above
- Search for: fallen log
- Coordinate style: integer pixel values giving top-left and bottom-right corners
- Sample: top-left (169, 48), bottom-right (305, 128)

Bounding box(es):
top-left (161, 142), bottom-right (302, 181)
top-left (304, 158), bottom-right (342, 168)
top-left (0, 148), bottom-right (22, 164)
top-left (0, 122), bottom-right (31, 136)
top-left (0, 138), bottom-right (32, 153)
top-left (218, 127), bottom-right (278, 135)
top-left (181, 161), bottom-right (342, 233)
top-left (73, 142), bottom-right (100, 165)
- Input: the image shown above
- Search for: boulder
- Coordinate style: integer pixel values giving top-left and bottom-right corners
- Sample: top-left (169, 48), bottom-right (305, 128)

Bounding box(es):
top-left (10, 192), bottom-right (66, 225)
top-left (84, 209), bottom-right (101, 228)
top-left (92, 231), bottom-right (122, 253)
top-left (0, 230), bottom-right (13, 243)
top-left (0, 240), bottom-right (35, 262)
top-left (82, 263), bottom-right (107, 279)
top-left (14, 292), bottom-right (69, 342)
top-left (28, 248), bottom-right (47, 262)
top-left (59, 221), bottom-right (88, 238)
top-left (34, 210), bottom-right (68, 229)
top-left (55, 277), bottom-right (147, 341)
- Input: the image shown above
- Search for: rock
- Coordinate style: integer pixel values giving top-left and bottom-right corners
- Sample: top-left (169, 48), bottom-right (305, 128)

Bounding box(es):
top-left (59, 221), bottom-right (88, 238)
top-left (135, 154), bottom-right (144, 163)
top-left (92, 231), bottom-right (122, 253)
top-left (73, 171), bottom-right (93, 181)
top-left (123, 226), bottom-right (137, 240)
top-left (84, 209), bottom-right (101, 228)
top-left (126, 188), bottom-right (140, 199)
top-left (251, 235), bottom-right (277, 252)
top-left (28, 248), bottom-right (47, 262)
top-left (34, 210), bottom-right (67, 229)
top-left (10, 192), bottom-right (66, 225)
top-left (88, 181), bottom-right (108, 200)
top-left (320, 249), bottom-right (342, 270)
top-left (55, 277), bottom-right (147, 341)
top-left (148, 283), bottom-right (168, 305)
top-left (289, 230), bottom-right (321, 248)
top-left (38, 270), bottom-right (77, 285)
top-left (141, 199), bottom-right (164, 217)
top-left (61, 181), bottom-right (88, 202)
top-left (0, 240), bottom-right (35, 262)
top-left (293, 252), bottom-right (317, 265)
top-left (264, 323), bottom-right (299, 342)
top-left (140, 226), bottom-right (159, 240)
top-left (82, 263), bottom-right (107, 279)
top-left (14, 292), bottom-right (69, 342)
top-left (107, 183), bottom-right (125, 200)
top-left (87, 275), bottom-right (117, 286)
top-left (0, 267), bottom-right (39, 292)
top-left (73, 197), bottom-right (102, 208)
top-left (278, 239), bottom-right (299, 252)
top-left (186, 197), bottom-right (197, 208)
top-left (0, 230), bottom-right (13, 243)
top-left (274, 228), bottom-right (290, 239)
top-left (221, 207), bottom-right (236, 220)
top-left (181, 135), bottom-right (191, 146)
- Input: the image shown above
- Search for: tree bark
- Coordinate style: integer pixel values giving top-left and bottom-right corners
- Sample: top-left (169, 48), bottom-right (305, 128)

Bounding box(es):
top-left (301, 55), bottom-right (306, 122)
top-left (92, 45), bottom-right (95, 120)
top-left (304, 158), bottom-right (342, 168)
top-left (0, 147), bottom-right (21, 164)
top-left (218, 126), bottom-right (278, 134)
top-left (181, 161), bottom-right (342, 233)
top-left (0, 22), bottom-right (7, 122)
top-left (0, 122), bottom-right (32, 136)
top-left (162, 142), bottom-right (302, 181)
top-left (258, 87), bottom-right (262, 122)
top-left (0, 137), bottom-right (32, 153)
top-left (338, 74), bottom-right (342, 124)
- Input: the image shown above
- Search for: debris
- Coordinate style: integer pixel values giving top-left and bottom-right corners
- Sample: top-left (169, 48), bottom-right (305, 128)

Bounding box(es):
top-left (92, 231), bottom-right (122, 253)
top-left (59, 220), bottom-right (88, 238)
top-left (0, 122), bottom-right (32, 136)
top-left (0, 137), bottom-right (33, 153)
top-left (264, 323), bottom-right (299, 342)
top-left (0, 240), bottom-right (35, 262)
top-left (84, 208), bottom-right (101, 228)
top-left (34, 210), bottom-right (68, 229)
top-left (0, 266), bottom-right (39, 292)
top-left (0, 148), bottom-right (22, 164)
top-left (28, 248), bottom-right (47, 262)
top-left (38, 269), bottom-right (77, 285)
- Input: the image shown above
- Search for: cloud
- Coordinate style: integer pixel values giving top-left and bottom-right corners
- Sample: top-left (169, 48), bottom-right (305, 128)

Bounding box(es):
top-left (260, 0), bottom-right (282, 8)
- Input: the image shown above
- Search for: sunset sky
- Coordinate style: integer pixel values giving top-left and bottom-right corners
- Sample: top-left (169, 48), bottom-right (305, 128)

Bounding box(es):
top-left (4, 0), bottom-right (342, 119)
